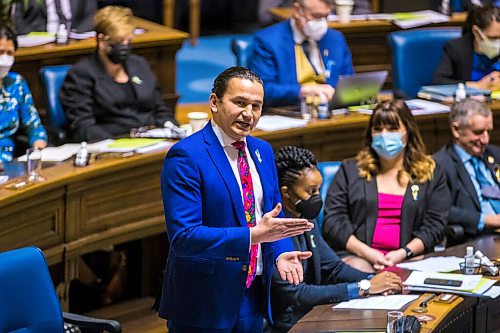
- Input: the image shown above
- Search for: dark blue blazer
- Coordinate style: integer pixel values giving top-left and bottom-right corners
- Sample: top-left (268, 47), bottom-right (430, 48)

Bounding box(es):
top-left (270, 216), bottom-right (368, 332)
top-left (434, 144), bottom-right (500, 237)
top-left (248, 20), bottom-right (354, 107)
top-left (158, 122), bottom-right (292, 329)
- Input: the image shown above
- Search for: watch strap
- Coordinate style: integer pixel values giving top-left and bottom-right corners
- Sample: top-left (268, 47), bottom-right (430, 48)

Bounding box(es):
top-left (403, 246), bottom-right (414, 259)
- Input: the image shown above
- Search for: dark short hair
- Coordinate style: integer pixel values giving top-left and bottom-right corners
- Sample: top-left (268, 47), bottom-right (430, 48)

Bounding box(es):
top-left (463, 4), bottom-right (499, 34)
top-left (0, 24), bottom-right (17, 50)
top-left (211, 66), bottom-right (263, 99)
top-left (275, 146), bottom-right (318, 189)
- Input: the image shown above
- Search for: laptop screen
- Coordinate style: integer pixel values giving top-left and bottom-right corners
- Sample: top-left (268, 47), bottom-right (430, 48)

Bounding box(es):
top-left (330, 71), bottom-right (388, 109)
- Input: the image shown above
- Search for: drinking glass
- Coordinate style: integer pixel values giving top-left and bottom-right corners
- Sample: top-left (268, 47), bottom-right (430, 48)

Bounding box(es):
top-left (387, 311), bottom-right (404, 333)
top-left (26, 148), bottom-right (44, 182)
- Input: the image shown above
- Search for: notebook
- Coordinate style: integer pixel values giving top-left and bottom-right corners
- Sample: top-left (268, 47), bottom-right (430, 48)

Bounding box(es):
top-left (330, 71), bottom-right (388, 108)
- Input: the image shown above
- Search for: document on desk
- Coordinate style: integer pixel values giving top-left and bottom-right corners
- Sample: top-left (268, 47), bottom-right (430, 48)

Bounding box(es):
top-left (255, 115), bottom-right (309, 131)
top-left (333, 295), bottom-right (419, 310)
top-left (404, 271), bottom-right (482, 291)
top-left (17, 144), bottom-right (80, 162)
top-left (397, 256), bottom-right (468, 273)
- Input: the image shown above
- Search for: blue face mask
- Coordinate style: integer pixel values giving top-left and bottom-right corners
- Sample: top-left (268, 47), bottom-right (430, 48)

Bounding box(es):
top-left (371, 132), bottom-right (405, 159)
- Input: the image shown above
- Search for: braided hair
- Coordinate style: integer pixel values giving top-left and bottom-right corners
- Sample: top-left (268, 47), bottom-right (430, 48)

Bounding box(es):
top-left (275, 146), bottom-right (318, 189)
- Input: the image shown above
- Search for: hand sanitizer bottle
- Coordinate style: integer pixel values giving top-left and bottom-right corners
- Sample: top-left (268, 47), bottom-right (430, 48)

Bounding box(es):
top-left (464, 246), bottom-right (475, 275)
top-left (317, 93), bottom-right (330, 119)
top-left (56, 23), bottom-right (68, 45)
top-left (455, 83), bottom-right (466, 102)
top-left (74, 142), bottom-right (90, 167)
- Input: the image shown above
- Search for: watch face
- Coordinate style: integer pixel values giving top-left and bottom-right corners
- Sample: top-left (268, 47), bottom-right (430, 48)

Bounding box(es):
top-left (360, 279), bottom-right (371, 290)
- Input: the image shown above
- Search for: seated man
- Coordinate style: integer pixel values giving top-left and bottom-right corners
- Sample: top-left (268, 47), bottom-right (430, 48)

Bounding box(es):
top-left (434, 99), bottom-right (499, 242)
top-left (249, 0), bottom-right (354, 107)
top-left (271, 145), bottom-right (402, 332)
top-left (14, 0), bottom-right (97, 35)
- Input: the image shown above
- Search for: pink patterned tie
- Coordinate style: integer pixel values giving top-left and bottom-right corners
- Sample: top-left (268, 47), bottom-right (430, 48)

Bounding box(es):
top-left (232, 141), bottom-right (258, 288)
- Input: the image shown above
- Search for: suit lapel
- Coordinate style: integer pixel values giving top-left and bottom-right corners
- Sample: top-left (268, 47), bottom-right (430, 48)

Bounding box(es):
top-left (284, 22), bottom-right (299, 85)
top-left (400, 183), bottom-right (417, 246)
top-left (364, 179), bottom-right (378, 246)
top-left (448, 145), bottom-right (481, 209)
top-left (203, 124), bottom-right (247, 226)
top-left (247, 137), bottom-right (273, 212)
top-left (306, 228), bottom-right (321, 285)
top-left (482, 149), bottom-right (499, 185)
top-left (126, 60), bottom-right (146, 99)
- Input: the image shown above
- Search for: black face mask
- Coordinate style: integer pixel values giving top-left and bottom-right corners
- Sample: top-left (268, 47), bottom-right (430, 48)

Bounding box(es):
top-left (295, 194), bottom-right (323, 220)
top-left (107, 43), bottom-right (131, 64)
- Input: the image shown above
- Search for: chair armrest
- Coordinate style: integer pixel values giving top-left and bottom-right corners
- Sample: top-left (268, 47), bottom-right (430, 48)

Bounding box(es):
top-left (63, 312), bottom-right (122, 333)
top-left (444, 224), bottom-right (465, 245)
top-left (44, 123), bottom-right (67, 145)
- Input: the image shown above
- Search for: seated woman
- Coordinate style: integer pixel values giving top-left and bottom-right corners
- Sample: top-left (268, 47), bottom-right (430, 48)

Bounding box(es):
top-left (60, 6), bottom-right (176, 142)
top-left (270, 145), bottom-right (402, 333)
top-left (0, 24), bottom-right (47, 163)
top-left (432, 4), bottom-right (499, 90)
top-left (322, 100), bottom-right (450, 273)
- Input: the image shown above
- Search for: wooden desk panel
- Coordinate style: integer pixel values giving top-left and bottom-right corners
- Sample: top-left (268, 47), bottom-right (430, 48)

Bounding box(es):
top-left (13, 18), bottom-right (189, 113)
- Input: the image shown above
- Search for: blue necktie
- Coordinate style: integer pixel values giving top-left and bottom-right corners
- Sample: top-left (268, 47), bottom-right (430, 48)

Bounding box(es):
top-left (471, 157), bottom-right (500, 214)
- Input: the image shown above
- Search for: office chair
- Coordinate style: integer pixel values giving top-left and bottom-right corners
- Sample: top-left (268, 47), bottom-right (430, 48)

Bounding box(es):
top-left (39, 64), bottom-right (71, 145)
top-left (230, 37), bottom-right (253, 67)
top-left (316, 161), bottom-right (342, 229)
top-left (0, 247), bottom-right (121, 333)
top-left (388, 28), bottom-right (461, 98)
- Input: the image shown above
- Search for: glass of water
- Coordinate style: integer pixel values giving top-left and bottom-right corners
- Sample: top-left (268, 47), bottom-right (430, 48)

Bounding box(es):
top-left (26, 148), bottom-right (44, 182)
top-left (387, 311), bottom-right (404, 333)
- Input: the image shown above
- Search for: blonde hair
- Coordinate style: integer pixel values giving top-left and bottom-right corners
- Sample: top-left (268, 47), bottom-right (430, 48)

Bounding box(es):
top-left (94, 6), bottom-right (135, 41)
top-left (356, 100), bottom-right (435, 184)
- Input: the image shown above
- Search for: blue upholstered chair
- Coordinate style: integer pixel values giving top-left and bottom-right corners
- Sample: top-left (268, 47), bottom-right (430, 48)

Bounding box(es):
top-left (230, 37), bottom-right (253, 67)
top-left (316, 161), bottom-right (342, 229)
top-left (0, 247), bottom-right (121, 333)
top-left (39, 65), bottom-right (71, 144)
top-left (388, 28), bottom-right (461, 98)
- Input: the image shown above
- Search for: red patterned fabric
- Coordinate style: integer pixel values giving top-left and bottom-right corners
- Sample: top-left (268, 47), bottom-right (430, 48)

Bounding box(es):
top-left (232, 140), bottom-right (258, 288)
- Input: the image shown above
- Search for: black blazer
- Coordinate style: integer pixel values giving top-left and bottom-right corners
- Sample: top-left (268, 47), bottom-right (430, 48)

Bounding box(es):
top-left (60, 53), bottom-right (176, 142)
top-left (270, 216), bottom-right (369, 333)
top-left (14, 0), bottom-right (97, 35)
top-left (432, 33), bottom-right (474, 85)
top-left (434, 144), bottom-right (500, 237)
top-left (323, 159), bottom-right (450, 255)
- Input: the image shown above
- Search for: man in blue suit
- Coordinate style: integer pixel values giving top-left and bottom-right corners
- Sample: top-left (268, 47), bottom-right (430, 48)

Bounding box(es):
top-left (248, 0), bottom-right (354, 107)
top-left (158, 67), bottom-right (314, 333)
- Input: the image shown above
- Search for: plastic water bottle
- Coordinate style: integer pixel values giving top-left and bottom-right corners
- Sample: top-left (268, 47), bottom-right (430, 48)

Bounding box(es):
top-left (455, 83), bottom-right (466, 102)
top-left (464, 246), bottom-right (475, 275)
top-left (56, 24), bottom-right (68, 45)
top-left (74, 142), bottom-right (90, 167)
top-left (317, 93), bottom-right (330, 119)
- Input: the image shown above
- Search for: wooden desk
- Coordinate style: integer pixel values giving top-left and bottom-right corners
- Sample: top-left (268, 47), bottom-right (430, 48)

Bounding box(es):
top-left (13, 18), bottom-right (189, 114)
top-left (290, 234), bottom-right (500, 333)
top-left (269, 8), bottom-right (466, 83)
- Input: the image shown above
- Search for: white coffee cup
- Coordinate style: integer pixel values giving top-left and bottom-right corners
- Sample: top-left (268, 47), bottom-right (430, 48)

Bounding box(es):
top-left (188, 112), bottom-right (209, 133)
top-left (336, 0), bottom-right (354, 24)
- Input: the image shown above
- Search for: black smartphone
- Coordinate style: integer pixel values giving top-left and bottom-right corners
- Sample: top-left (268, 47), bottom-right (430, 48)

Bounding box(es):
top-left (424, 278), bottom-right (462, 287)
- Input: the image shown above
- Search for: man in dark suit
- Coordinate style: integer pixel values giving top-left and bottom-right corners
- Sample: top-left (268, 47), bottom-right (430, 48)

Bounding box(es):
top-left (158, 67), bottom-right (315, 333)
top-left (14, 0), bottom-right (97, 35)
top-left (434, 98), bottom-right (500, 240)
top-left (249, 0), bottom-right (353, 107)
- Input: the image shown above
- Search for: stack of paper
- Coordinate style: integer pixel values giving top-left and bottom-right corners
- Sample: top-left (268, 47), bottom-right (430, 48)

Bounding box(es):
top-left (392, 10), bottom-right (449, 29)
top-left (17, 144), bottom-right (80, 162)
top-left (88, 138), bottom-right (166, 153)
top-left (256, 115), bottom-right (309, 131)
top-left (333, 295), bottom-right (419, 310)
top-left (404, 271), bottom-right (497, 297)
top-left (17, 32), bottom-right (55, 47)
top-left (406, 99), bottom-right (450, 115)
top-left (418, 84), bottom-right (491, 103)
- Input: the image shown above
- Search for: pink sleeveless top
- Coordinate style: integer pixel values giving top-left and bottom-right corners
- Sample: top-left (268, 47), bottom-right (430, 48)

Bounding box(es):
top-left (371, 192), bottom-right (404, 254)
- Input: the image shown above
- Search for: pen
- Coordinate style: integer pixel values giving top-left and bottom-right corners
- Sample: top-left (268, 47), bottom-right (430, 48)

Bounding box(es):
top-left (419, 293), bottom-right (436, 307)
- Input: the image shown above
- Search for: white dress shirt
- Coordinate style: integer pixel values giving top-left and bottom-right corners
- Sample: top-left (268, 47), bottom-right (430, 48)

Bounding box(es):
top-left (212, 121), bottom-right (264, 275)
top-left (46, 0), bottom-right (72, 34)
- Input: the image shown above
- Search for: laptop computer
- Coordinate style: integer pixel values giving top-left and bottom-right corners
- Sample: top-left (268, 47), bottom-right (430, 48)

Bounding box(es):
top-left (330, 71), bottom-right (389, 109)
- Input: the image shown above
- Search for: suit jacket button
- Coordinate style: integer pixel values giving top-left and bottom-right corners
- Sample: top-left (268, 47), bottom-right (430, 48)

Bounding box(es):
top-left (242, 265), bottom-right (248, 271)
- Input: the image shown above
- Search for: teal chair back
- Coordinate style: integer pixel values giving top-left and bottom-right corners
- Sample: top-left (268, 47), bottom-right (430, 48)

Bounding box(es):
top-left (388, 28), bottom-right (461, 98)
top-left (231, 37), bottom-right (253, 67)
top-left (317, 161), bottom-right (341, 229)
top-left (39, 65), bottom-right (70, 130)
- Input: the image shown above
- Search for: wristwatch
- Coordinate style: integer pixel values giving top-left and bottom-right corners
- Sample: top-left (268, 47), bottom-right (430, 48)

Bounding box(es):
top-left (358, 279), bottom-right (371, 296)
top-left (403, 246), bottom-right (414, 259)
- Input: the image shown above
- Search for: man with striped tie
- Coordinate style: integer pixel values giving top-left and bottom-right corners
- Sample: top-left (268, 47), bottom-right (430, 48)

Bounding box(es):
top-left (435, 98), bottom-right (500, 243)
top-left (158, 67), bottom-right (314, 333)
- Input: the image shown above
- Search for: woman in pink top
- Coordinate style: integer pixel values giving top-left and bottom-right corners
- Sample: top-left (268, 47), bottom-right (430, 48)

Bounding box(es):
top-left (323, 100), bottom-right (450, 273)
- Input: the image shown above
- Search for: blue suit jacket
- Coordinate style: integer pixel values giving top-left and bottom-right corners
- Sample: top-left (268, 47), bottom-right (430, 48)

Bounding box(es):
top-left (271, 216), bottom-right (368, 332)
top-left (248, 20), bottom-right (354, 107)
top-left (158, 122), bottom-right (292, 329)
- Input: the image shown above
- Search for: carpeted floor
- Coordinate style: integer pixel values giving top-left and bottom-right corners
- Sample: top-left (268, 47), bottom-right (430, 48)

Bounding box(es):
top-left (176, 34), bottom-right (252, 104)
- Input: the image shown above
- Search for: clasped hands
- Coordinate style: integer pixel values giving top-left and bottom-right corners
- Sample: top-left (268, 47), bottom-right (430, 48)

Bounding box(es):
top-left (365, 247), bottom-right (408, 272)
top-left (250, 203), bottom-right (314, 285)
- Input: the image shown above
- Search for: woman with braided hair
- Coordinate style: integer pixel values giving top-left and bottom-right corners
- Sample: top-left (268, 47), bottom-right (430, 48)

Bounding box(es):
top-left (269, 146), bottom-right (402, 333)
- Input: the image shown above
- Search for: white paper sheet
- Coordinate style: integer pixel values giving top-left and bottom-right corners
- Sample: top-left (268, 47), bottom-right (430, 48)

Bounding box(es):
top-left (406, 99), bottom-right (451, 115)
top-left (17, 144), bottom-right (80, 162)
top-left (256, 115), bottom-right (309, 131)
top-left (397, 256), bottom-right (477, 273)
top-left (333, 295), bottom-right (419, 310)
top-left (484, 286), bottom-right (500, 299)
top-left (404, 271), bottom-right (482, 291)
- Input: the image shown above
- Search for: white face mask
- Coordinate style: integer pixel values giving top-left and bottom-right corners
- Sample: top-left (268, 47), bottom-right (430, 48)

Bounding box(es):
top-left (303, 18), bottom-right (328, 41)
top-left (0, 54), bottom-right (14, 79)
top-left (475, 28), bottom-right (500, 59)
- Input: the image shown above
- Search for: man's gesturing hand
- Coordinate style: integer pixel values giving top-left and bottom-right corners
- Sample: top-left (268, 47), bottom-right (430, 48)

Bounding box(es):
top-left (251, 203), bottom-right (314, 245)
top-left (277, 251), bottom-right (313, 285)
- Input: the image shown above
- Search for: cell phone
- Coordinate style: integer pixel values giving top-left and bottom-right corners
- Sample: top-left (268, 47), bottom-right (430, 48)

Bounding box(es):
top-left (424, 278), bottom-right (462, 287)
